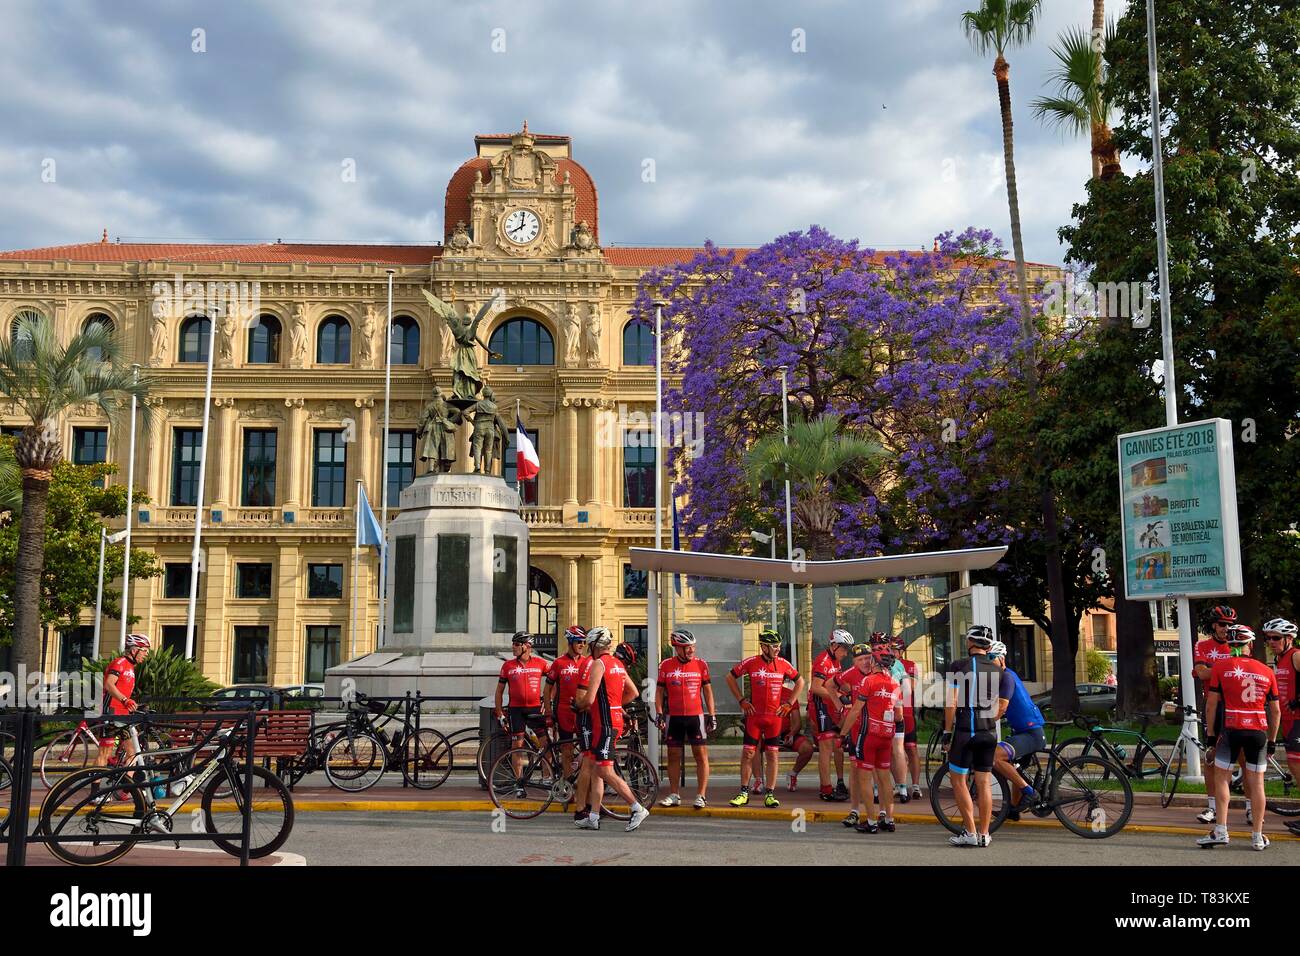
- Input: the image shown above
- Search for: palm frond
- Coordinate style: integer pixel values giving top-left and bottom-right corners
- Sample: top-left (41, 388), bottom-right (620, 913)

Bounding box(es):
top-left (1033, 23), bottom-right (1115, 136)
top-left (0, 437), bottom-right (20, 514)
top-left (962, 0), bottom-right (1042, 56)
top-left (744, 414), bottom-right (888, 494)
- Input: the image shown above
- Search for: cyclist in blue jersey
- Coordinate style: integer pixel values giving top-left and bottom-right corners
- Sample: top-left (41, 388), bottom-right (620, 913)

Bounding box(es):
top-left (987, 642), bottom-right (1045, 816)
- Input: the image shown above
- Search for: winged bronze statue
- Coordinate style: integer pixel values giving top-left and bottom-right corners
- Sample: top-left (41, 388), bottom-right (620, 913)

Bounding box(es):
top-left (422, 288), bottom-right (504, 403)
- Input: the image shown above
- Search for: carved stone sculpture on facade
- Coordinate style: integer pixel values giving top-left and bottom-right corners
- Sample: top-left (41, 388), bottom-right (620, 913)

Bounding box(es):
top-left (359, 306), bottom-right (379, 367)
top-left (149, 312), bottom-right (170, 366)
top-left (564, 303), bottom-right (582, 366)
top-left (583, 305), bottom-right (602, 367)
top-left (291, 306), bottom-right (309, 366)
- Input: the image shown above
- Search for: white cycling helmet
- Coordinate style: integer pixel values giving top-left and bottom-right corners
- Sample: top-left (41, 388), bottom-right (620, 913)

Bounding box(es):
top-left (987, 640), bottom-right (1008, 659)
top-left (1261, 618), bottom-right (1297, 639)
top-left (965, 624), bottom-right (995, 648)
top-left (125, 632), bottom-right (151, 650)
top-left (586, 626), bottom-right (613, 650)
top-left (829, 628), bottom-right (854, 647)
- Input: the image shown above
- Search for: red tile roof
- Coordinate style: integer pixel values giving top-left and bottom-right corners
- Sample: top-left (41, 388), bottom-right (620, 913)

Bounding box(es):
top-left (0, 241), bottom-right (440, 265)
top-left (442, 156), bottom-right (599, 243)
top-left (603, 247), bottom-right (751, 267)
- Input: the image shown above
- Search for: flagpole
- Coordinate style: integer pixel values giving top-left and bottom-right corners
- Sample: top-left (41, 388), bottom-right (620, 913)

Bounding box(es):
top-left (648, 300), bottom-right (667, 770)
top-left (118, 364), bottom-right (139, 651)
top-left (93, 529), bottom-right (107, 660)
top-left (351, 479), bottom-right (362, 660)
top-left (778, 365), bottom-right (796, 669)
top-left (377, 270), bottom-right (395, 648)
top-left (185, 313), bottom-right (216, 660)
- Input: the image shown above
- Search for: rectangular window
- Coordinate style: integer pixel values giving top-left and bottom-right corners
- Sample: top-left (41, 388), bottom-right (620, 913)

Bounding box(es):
top-left (73, 427), bottom-right (108, 466)
top-left (623, 433), bottom-right (656, 508)
top-left (307, 563), bottom-right (344, 599)
top-left (622, 563), bottom-right (648, 599)
top-left (386, 430), bottom-right (416, 505)
top-left (171, 427), bottom-right (204, 506)
top-left (60, 625), bottom-right (95, 670)
top-left (236, 563), bottom-right (273, 599)
top-left (435, 534), bottom-right (470, 632)
top-left (233, 626), bottom-right (269, 684)
top-left (0, 426), bottom-right (24, 438)
top-left (305, 625), bottom-right (341, 683)
top-left (492, 535), bottom-right (517, 633)
top-left (161, 625), bottom-right (192, 657)
top-left (312, 429), bottom-right (347, 507)
top-left (1009, 624), bottom-right (1037, 683)
top-left (393, 535), bottom-right (416, 633)
top-left (623, 625), bottom-right (648, 661)
top-left (163, 562), bottom-right (195, 599)
top-left (504, 428), bottom-right (539, 505)
top-left (242, 429), bottom-right (277, 507)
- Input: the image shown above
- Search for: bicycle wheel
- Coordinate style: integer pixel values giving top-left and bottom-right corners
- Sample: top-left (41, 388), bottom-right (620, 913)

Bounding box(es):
top-left (201, 763), bottom-right (295, 858)
top-left (489, 747), bottom-right (557, 819)
top-left (927, 765), bottom-right (1010, 835)
top-left (599, 749), bottom-right (659, 820)
top-left (39, 729), bottom-right (95, 788)
top-left (1050, 755), bottom-right (1133, 838)
top-left (39, 767), bottom-right (146, 866)
top-left (923, 728), bottom-right (945, 781)
top-left (1159, 734), bottom-right (1188, 808)
top-left (323, 731), bottom-right (386, 791)
top-left (0, 755), bottom-right (12, 836)
top-left (402, 728), bottom-right (452, 790)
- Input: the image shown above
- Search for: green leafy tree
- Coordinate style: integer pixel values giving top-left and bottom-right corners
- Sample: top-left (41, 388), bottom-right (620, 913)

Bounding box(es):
top-left (743, 414), bottom-right (887, 560)
top-left (0, 461), bottom-right (159, 648)
top-left (0, 315), bottom-right (150, 673)
top-left (1051, 0), bottom-right (1300, 711)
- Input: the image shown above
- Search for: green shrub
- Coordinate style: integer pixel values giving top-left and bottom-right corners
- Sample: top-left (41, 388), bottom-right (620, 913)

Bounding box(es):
top-left (1084, 649), bottom-right (1112, 683)
top-left (1158, 675), bottom-right (1180, 703)
top-left (81, 646), bottom-right (217, 708)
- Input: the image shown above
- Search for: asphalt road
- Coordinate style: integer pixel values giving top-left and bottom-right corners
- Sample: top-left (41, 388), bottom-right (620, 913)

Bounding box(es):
top-left (281, 811), bottom-right (1293, 866)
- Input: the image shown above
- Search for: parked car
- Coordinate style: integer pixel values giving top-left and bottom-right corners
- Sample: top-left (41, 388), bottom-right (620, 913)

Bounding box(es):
top-left (1031, 683), bottom-right (1117, 715)
top-left (208, 684), bottom-right (325, 711)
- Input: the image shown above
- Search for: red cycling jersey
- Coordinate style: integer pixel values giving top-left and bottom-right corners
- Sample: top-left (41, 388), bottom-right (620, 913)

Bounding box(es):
top-left (499, 656), bottom-right (548, 708)
top-left (580, 652), bottom-right (631, 736)
top-left (658, 656), bottom-right (710, 717)
top-left (1275, 647), bottom-right (1297, 731)
top-left (731, 655), bottom-right (798, 715)
top-left (103, 656), bottom-right (136, 716)
top-left (899, 658), bottom-right (918, 718)
top-left (809, 651), bottom-right (841, 704)
top-left (1194, 638), bottom-right (1232, 677)
top-left (1208, 657), bottom-right (1278, 732)
top-left (546, 653), bottom-right (585, 728)
top-left (856, 672), bottom-right (902, 738)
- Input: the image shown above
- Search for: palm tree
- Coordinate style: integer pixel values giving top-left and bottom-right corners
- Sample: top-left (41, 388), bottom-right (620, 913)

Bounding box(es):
top-left (0, 314), bottom-right (149, 673)
top-left (743, 414), bottom-right (886, 560)
top-left (961, 0), bottom-right (1041, 339)
top-left (1032, 23), bottom-right (1121, 180)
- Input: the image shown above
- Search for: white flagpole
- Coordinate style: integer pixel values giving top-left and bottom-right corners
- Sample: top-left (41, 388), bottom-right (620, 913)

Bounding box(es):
top-left (377, 270), bottom-right (395, 648)
top-left (118, 364), bottom-right (139, 651)
top-left (93, 528), bottom-right (107, 660)
top-left (778, 365), bottom-right (796, 668)
top-left (185, 313), bottom-right (216, 660)
top-left (648, 300), bottom-right (667, 769)
top-left (351, 479), bottom-right (362, 660)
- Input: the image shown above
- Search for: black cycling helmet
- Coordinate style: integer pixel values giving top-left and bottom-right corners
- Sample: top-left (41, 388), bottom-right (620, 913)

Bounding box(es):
top-left (965, 624), bottom-right (994, 648)
top-left (511, 631), bottom-right (533, 646)
top-left (851, 642), bottom-right (872, 659)
top-left (758, 628), bottom-right (782, 647)
top-left (1210, 605), bottom-right (1237, 625)
top-left (614, 643), bottom-right (638, 666)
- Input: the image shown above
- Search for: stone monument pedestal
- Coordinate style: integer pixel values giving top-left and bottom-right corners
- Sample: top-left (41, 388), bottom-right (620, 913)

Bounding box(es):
top-left (325, 471), bottom-right (529, 700)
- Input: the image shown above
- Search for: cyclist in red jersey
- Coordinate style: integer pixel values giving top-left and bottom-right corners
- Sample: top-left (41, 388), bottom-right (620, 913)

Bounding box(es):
top-left (1262, 618), bottom-right (1300, 836)
top-left (1193, 605), bottom-right (1238, 823)
top-left (894, 637), bottom-right (922, 800)
top-left (654, 629), bottom-right (715, 809)
top-left (839, 647), bottom-right (902, 833)
top-left (726, 628), bottom-right (803, 808)
top-left (745, 686), bottom-right (815, 793)
top-left (573, 628), bottom-right (649, 831)
top-left (495, 632), bottom-right (550, 776)
top-left (1198, 625), bottom-right (1281, 851)
top-left (807, 629), bottom-right (853, 801)
top-left (544, 625), bottom-right (589, 775)
top-left (98, 632), bottom-right (151, 767)
top-left (832, 643), bottom-right (875, 828)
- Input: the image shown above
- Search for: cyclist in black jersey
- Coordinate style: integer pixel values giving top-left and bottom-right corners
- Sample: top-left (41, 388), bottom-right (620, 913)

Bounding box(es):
top-left (942, 625), bottom-right (1005, 847)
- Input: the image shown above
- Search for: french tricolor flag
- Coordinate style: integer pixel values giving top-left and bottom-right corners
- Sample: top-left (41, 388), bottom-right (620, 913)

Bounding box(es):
top-left (516, 415), bottom-right (540, 481)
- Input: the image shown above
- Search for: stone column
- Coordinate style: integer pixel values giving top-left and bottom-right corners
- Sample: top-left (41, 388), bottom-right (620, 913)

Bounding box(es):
top-left (283, 398), bottom-right (307, 511)
top-left (212, 398), bottom-right (237, 510)
top-left (565, 558), bottom-right (579, 627)
top-left (584, 402), bottom-right (601, 507)
top-left (142, 397), bottom-right (167, 509)
top-left (588, 556), bottom-right (603, 628)
top-left (276, 543), bottom-right (300, 683)
top-left (564, 400), bottom-right (578, 506)
top-left (199, 541), bottom-right (227, 680)
top-left (356, 398), bottom-right (374, 497)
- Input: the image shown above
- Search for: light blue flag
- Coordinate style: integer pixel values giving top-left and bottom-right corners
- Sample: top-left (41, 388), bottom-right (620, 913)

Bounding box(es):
top-left (357, 484), bottom-right (385, 550)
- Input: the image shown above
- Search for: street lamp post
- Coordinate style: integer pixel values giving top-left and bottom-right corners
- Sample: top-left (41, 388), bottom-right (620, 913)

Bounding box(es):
top-left (93, 529), bottom-right (129, 660)
top-left (648, 300), bottom-right (668, 770)
top-left (184, 314), bottom-right (216, 661)
top-left (776, 366), bottom-right (796, 666)
top-left (118, 364), bottom-right (139, 652)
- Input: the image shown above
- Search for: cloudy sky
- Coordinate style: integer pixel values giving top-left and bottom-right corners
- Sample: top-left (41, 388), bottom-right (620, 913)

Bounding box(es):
top-left (0, 0), bottom-right (1135, 264)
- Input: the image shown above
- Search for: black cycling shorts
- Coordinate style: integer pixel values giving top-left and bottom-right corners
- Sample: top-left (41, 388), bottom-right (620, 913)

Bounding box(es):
top-left (507, 706), bottom-right (547, 736)
top-left (998, 727), bottom-right (1046, 762)
top-left (665, 715), bottom-right (708, 746)
top-left (949, 730), bottom-right (998, 775)
top-left (1284, 719), bottom-right (1300, 756)
top-left (1214, 730), bottom-right (1267, 773)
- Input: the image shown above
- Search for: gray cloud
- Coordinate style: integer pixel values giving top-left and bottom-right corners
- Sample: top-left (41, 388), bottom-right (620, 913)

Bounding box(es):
top-left (0, 0), bottom-right (1130, 261)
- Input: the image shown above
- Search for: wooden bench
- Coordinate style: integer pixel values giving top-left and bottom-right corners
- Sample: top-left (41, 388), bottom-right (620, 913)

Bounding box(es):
top-left (161, 710), bottom-right (313, 762)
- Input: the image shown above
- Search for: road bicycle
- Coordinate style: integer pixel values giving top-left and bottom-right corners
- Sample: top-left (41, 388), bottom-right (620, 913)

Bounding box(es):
top-left (487, 728), bottom-right (659, 821)
top-left (319, 692), bottom-right (452, 792)
top-left (37, 714), bottom-right (294, 866)
top-left (38, 716), bottom-right (173, 788)
top-left (1228, 753), bottom-right (1300, 819)
top-left (474, 701), bottom-right (653, 786)
top-left (0, 753), bottom-right (12, 837)
top-left (930, 719), bottom-right (1133, 838)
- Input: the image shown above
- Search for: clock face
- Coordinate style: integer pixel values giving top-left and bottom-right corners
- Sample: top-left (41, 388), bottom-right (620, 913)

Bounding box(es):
top-left (503, 209), bottom-right (541, 244)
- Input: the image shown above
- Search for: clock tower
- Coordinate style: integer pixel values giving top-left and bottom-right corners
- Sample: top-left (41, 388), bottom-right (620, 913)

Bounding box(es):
top-left (444, 122), bottom-right (600, 260)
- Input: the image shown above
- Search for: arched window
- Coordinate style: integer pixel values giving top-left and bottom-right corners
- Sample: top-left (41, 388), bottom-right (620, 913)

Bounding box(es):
top-left (317, 315), bottom-right (351, 364)
top-left (83, 313), bottom-right (115, 363)
top-left (527, 566), bottom-right (559, 654)
top-left (178, 315), bottom-right (211, 363)
top-left (489, 318), bottom-right (554, 366)
top-left (247, 314), bottom-right (282, 364)
top-left (390, 316), bottom-right (420, 366)
top-left (622, 318), bottom-right (654, 366)
top-left (10, 309), bottom-right (40, 361)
